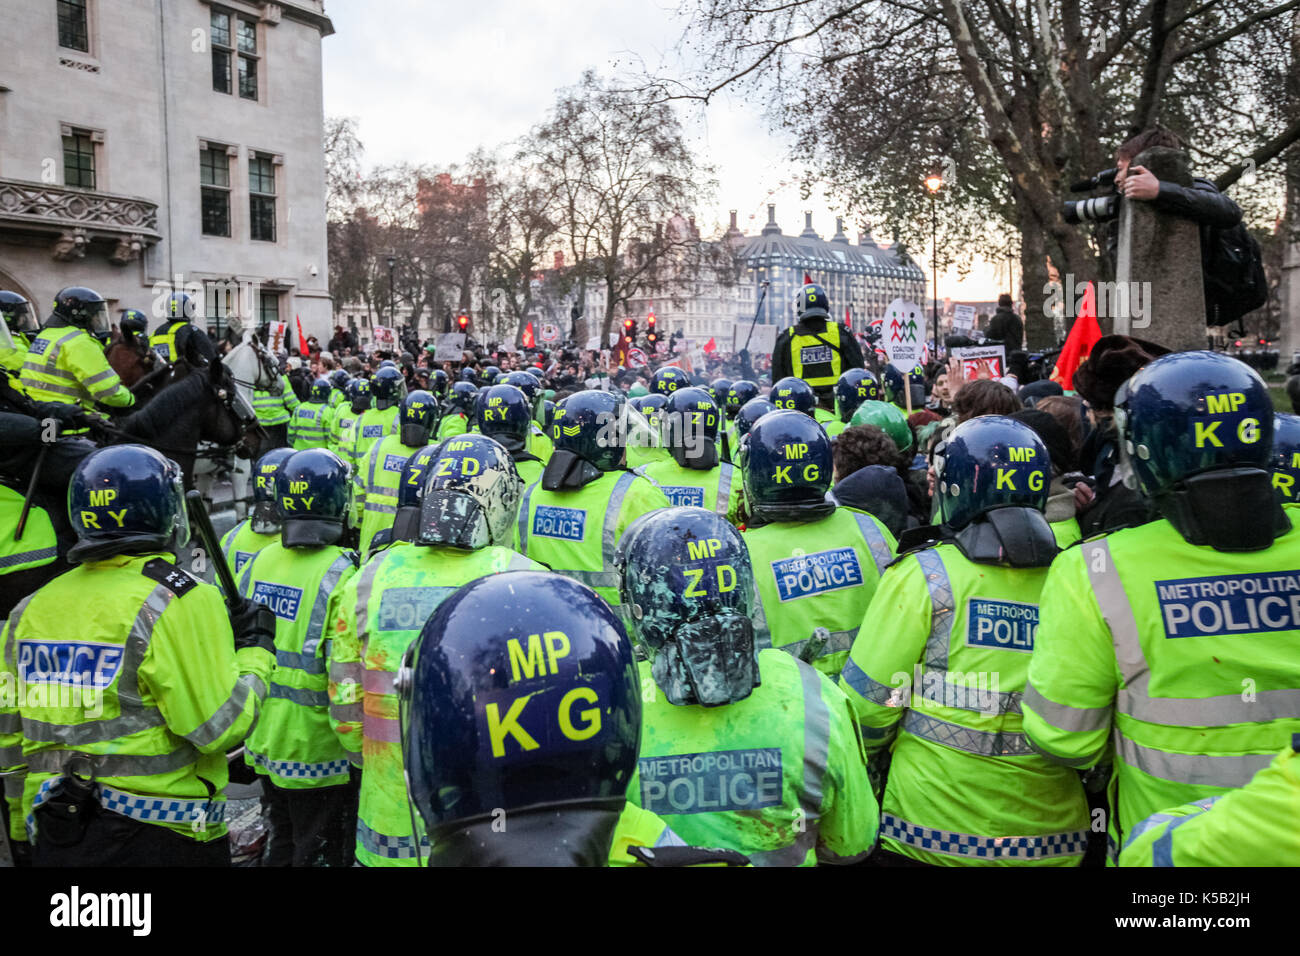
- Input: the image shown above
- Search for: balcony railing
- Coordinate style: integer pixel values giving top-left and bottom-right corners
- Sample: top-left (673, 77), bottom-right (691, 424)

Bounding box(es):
top-left (0, 178), bottom-right (161, 239)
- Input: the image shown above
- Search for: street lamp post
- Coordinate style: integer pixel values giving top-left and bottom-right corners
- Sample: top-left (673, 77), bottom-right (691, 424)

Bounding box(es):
top-left (386, 253), bottom-right (397, 328)
top-left (924, 173), bottom-right (943, 359)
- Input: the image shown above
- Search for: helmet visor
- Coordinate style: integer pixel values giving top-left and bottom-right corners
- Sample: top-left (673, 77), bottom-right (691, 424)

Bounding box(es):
top-left (417, 488), bottom-right (490, 550)
top-left (3, 301), bottom-right (37, 335)
top-left (650, 611), bottom-right (760, 707)
top-left (168, 464), bottom-right (191, 554)
top-left (86, 300), bottom-right (111, 337)
top-left (0, 319), bottom-right (14, 354)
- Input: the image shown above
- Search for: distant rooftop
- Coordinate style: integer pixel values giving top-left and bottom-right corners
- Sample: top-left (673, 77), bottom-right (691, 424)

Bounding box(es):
top-left (735, 206), bottom-right (923, 280)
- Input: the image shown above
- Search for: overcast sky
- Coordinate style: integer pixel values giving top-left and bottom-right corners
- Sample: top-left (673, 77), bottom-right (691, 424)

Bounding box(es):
top-left (320, 0), bottom-right (999, 298)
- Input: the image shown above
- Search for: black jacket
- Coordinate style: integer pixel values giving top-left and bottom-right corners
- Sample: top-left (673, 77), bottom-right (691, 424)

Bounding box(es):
top-left (771, 318), bottom-right (865, 386)
top-left (986, 307), bottom-right (1023, 348)
top-left (1104, 177), bottom-right (1242, 275)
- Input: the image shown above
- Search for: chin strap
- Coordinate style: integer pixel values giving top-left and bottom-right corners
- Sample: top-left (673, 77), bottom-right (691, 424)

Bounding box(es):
top-left (541, 449), bottom-right (606, 491)
top-left (426, 803), bottom-right (623, 867)
top-left (1157, 468), bottom-right (1289, 553)
top-left (953, 507), bottom-right (1059, 568)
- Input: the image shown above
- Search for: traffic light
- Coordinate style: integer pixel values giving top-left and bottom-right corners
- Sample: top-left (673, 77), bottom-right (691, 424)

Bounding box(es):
top-left (646, 312), bottom-right (657, 345)
top-left (457, 313), bottom-right (469, 333)
top-left (623, 318), bottom-right (636, 340)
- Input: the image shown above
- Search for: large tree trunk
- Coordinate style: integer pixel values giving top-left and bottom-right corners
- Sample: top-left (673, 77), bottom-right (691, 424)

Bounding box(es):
top-left (1020, 214), bottom-right (1055, 349)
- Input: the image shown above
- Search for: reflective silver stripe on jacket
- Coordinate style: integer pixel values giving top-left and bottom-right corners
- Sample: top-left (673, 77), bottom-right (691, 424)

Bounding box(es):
top-left (902, 709), bottom-right (1035, 757)
top-left (1022, 682), bottom-right (1111, 733)
top-left (268, 684), bottom-right (330, 707)
top-left (517, 483), bottom-right (536, 551)
top-left (840, 657), bottom-right (901, 707)
top-left (781, 628), bottom-right (857, 662)
top-left (914, 548), bottom-right (1022, 716)
top-left (850, 512), bottom-right (892, 577)
top-left (880, 812), bottom-right (1087, 861)
top-left (1115, 734), bottom-right (1273, 789)
top-left (25, 746), bottom-right (196, 777)
top-left (363, 712), bottom-right (401, 743)
top-left (186, 671), bottom-right (264, 748)
top-left (542, 473), bottom-right (635, 591)
top-left (1083, 538), bottom-right (1300, 728)
top-left (714, 463), bottom-right (734, 516)
top-left (0, 547), bottom-right (57, 570)
top-left (746, 660), bottom-right (830, 867)
top-left (303, 554), bottom-right (355, 660)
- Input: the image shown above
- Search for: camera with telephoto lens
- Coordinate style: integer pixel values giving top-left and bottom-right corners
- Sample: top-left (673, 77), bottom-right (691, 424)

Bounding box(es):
top-left (1063, 167), bottom-right (1120, 224)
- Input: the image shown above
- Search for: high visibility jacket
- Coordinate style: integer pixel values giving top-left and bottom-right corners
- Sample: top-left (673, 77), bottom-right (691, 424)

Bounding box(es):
top-left (357, 434), bottom-right (421, 557)
top-left (839, 542), bottom-right (1089, 866)
top-left (289, 400), bottom-right (332, 450)
top-left (1023, 517), bottom-right (1300, 859)
top-left (217, 517), bottom-right (278, 592)
top-left (515, 470), bottom-right (671, 606)
top-left (607, 803), bottom-right (687, 867)
top-left (812, 407), bottom-right (837, 427)
top-left (0, 484), bottom-right (58, 575)
top-left (789, 323), bottom-right (842, 388)
top-left (825, 419), bottom-right (847, 439)
top-left (510, 453), bottom-right (545, 489)
top-left (327, 542), bottom-right (543, 866)
top-left (1118, 737), bottom-right (1300, 867)
top-left (253, 374), bottom-right (300, 427)
top-left (742, 507), bottom-right (897, 677)
top-left (638, 459), bottom-right (742, 526)
top-left (628, 650), bottom-right (877, 866)
top-left (527, 424), bottom-right (553, 461)
top-left (350, 406), bottom-right (398, 469)
top-left (435, 411), bottom-right (468, 440)
top-left (330, 409), bottom-right (359, 465)
top-left (237, 542), bottom-right (358, 790)
top-left (1050, 516), bottom-right (1081, 550)
top-left (0, 338), bottom-right (28, 377)
top-left (329, 389), bottom-right (346, 408)
top-left (0, 553), bottom-right (272, 842)
top-left (148, 320), bottom-right (185, 364)
top-left (20, 326), bottom-right (134, 419)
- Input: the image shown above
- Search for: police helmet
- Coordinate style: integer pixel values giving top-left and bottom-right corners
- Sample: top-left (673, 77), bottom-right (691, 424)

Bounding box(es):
top-left (725, 380), bottom-right (759, 419)
top-left (250, 447), bottom-right (297, 535)
top-left (770, 376), bottom-right (816, 415)
top-left (417, 434), bottom-right (523, 550)
top-left (475, 384), bottom-right (532, 450)
top-left (629, 392), bottom-right (668, 419)
top-left (430, 368), bottom-right (450, 397)
top-left (446, 380), bottom-right (478, 415)
top-left (795, 283), bottom-right (830, 321)
top-left (651, 366), bottom-right (689, 396)
top-left (932, 416), bottom-right (1049, 530)
top-left (523, 366), bottom-right (545, 382)
top-left (849, 400), bottom-right (914, 454)
top-left (0, 291), bottom-right (37, 335)
top-left (539, 399), bottom-right (556, 433)
top-left (372, 365), bottom-right (408, 410)
top-left (387, 444), bottom-right (443, 545)
top-left (1271, 413), bottom-right (1300, 504)
top-left (503, 370), bottom-right (540, 404)
top-left (480, 365), bottom-right (501, 387)
top-left (1116, 351), bottom-right (1273, 499)
top-left (310, 378), bottom-right (332, 403)
top-left (67, 445), bottom-right (189, 563)
top-left (834, 369), bottom-right (881, 423)
top-left (400, 389), bottom-right (438, 447)
top-left (459, 367), bottom-right (478, 383)
top-left (118, 309), bottom-right (149, 337)
top-left (883, 364), bottom-right (926, 408)
top-left (617, 508), bottom-right (759, 707)
top-left (552, 389), bottom-right (626, 472)
top-left (740, 410), bottom-right (833, 524)
top-left (165, 291), bottom-right (197, 321)
top-left (734, 397), bottom-right (776, 441)
top-left (348, 376), bottom-right (374, 414)
top-left (401, 572), bottom-right (640, 858)
top-left (709, 379), bottom-right (733, 405)
top-left (329, 369), bottom-right (350, 391)
top-left (378, 359), bottom-right (398, 370)
top-left (662, 387), bottom-right (721, 468)
top-left (53, 286), bottom-right (111, 339)
top-left (276, 449), bottom-right (353, 547)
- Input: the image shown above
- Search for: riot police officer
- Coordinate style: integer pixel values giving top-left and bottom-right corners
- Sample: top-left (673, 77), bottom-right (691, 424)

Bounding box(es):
top-left (619, 507), bottom-right (877, 865)
top-left (476, 384), bottom-right (545, 486)
top-left (637, 387), bottom-right (742, 525)
top-left (771, 376), bottom-right (836, 428)
top-left (771, 283), bottom-right (864, 411)
top-left (351, 365), bottom-right (406, 469)
top-left (436, 381), bottom-right (476, 440)
top-left (840, 416), bottom-right (1088, 866)
top-left (650, 366), bottom-right (690, 397)
top-left (357, 389), bottom-right (438, 557)
top-left (827, 369), bottom-right (881, 438)
top-left (148, 291), bottom-right (216, 367)
top-left (218, 447), bottom-right (296, 589)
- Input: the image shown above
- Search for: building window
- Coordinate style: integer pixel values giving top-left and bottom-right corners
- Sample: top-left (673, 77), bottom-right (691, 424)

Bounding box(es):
top-left (211, 10), bottom-right (232, 93)
top-left (259, 291), bottom-right (280, 327)
top-left (205, 281), bottom-right (235, 340)
top-left (249, 153), bottom-right (276, 242)
top-left (212, 9), bottom-right (258, 100)
top-left (200, 146), bottom-right (231, 237)
top-left (57, 0), bottom-right (89, 52)
top-left (62, 130), bottom-right (96, 189)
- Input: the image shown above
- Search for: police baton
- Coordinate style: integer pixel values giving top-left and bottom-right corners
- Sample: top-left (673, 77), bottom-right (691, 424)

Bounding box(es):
top-left (185, 490), bottom-right (240, 610)
top-left (14, 444), bottom-right (49, 542)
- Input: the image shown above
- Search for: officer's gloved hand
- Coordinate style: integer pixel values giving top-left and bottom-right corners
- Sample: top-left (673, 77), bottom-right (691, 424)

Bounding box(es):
top-left (229, 598), bottom-right (277, 654)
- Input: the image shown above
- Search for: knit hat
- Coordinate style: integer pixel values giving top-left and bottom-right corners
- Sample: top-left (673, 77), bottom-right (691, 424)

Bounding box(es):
top-left (1072, 335), bottom-right (1171, 411)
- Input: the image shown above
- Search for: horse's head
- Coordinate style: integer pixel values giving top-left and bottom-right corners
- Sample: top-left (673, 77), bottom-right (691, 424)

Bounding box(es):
top-left (206, 359), bottom-right (259, 453)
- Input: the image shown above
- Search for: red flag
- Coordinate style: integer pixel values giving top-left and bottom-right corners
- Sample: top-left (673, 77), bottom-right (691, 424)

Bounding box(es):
top-left (804, 273), bottom-right (813, 285)
top-left (521, 321), bottom-right (535, 349)
top-left (1051, 282), bottom-right (1102, 392)
top-left (295, 315), bottom-right (309, 356)
top-left (844, 305), bottom-right (852, 329)
top-left (703, 337), bottom-right (717, 354)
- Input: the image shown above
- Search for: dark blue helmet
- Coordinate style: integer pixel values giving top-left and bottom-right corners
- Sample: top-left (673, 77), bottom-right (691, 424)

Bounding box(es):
top-left (475, 384), bottom-right (533, 449)
top-left (387, 444), bottom-right (443, 546)
top-left (932, 416), bottom-right (1049, 529)
top-left (795, 282), bottom-right (830, 321)
top-left (372, 365), bottom-right (407, 410)
top-left (329, 369), bottom-right (350, 391)
top-left (348, 376), bottom-right (373, 414)
top-left (430, 368), bottom-right (449, 397)
top-left (459, 367), bottom-right (477, 382)
top-left (734, 397), bottom-right (776, 441)
top-left (540, 399), bottom-right (556, 432)
top-left (834, 369), bottom-right (881, 423)
top-left (53, 286), bottom-right (110, 338)
top-left (401, 572), bottom-right (640, 854)
top-left (552, 390), bottom-right (625, 472)
top-left (164, 291), bottom-right (197, 321)
top-left (418, 434), bottom-right (523, 550)
top-left (503, 370), bottom-right (540, 404)
top-left (309, 378), bottom-right (331, 403)
top-left (118, 309), bottom-right (149, 336)
top-left (739, 410), bottom-right (832, 523)
top-left (67, 445), bottom-right (189, 562)
top-left (629, 392), bottom-right (668, 419)
top-left (883, 363), bottom-right (926, 408)
top-left (251, 447), bottom-right (296, 534)
top-left (0, 290), bottom-right (36, 335)
top-left (725, 380), bottom-right (759, 419)
top-left (651, 366), bottom-right (689, 396)
top-left (446, 380), bottom-right (477, 414)
top-left (709, 379), bottom-right (733, 405)
top-left (1271, 413), bottom-right (1300, 504)
top-left (480, 365), bottom-right (501, 387)
top-left (770, 376), bottom-right (816, 415)
top-left (662, 387), bottom-right (720, 465)
top-left (378, 359), bottom-right (398, 370)
top-left (400, 390), bottom-right (438, 447)
top-left (523, 366), bottom-right (545, 381)
top-left (275, 448), bottom-right (353, 547)
top-left (616, 508), bottom-right (759, 706)
top-left (1116, 351), bottom-right (1272, 499)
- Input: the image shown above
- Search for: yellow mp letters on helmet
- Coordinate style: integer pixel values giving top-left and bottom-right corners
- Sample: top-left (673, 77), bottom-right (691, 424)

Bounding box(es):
top-left (773, 442), bottom-right (819, 484)
top-left (485, 631), bottom-right (601, 757)
top-left (281, 479), bottom-right (315, 512)
top-left (79, 486), bottom-right (129, 530)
